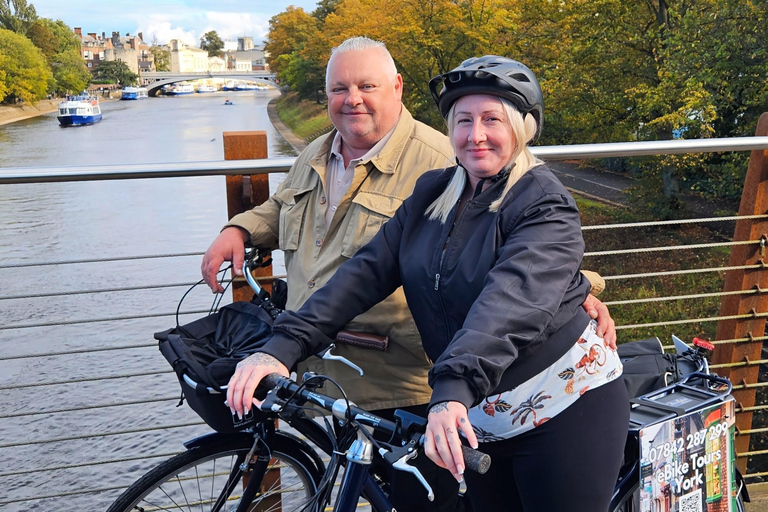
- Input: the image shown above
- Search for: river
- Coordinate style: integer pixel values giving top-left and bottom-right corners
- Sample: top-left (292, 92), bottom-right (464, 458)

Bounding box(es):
top-left (0, 89), bottom-right (296, 511)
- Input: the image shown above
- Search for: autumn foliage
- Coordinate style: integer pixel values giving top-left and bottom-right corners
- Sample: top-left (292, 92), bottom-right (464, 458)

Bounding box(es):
top-left (266, 0), bottom-right (768, 209)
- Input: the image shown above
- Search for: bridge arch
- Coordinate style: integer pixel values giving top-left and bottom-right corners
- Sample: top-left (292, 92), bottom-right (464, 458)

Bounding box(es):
top-left (141, 73), bottom-right (277, 96)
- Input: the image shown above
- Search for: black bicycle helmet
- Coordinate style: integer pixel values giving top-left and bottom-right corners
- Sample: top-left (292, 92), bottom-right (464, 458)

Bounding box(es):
top-left (429, 55), bottom-right (544, 142)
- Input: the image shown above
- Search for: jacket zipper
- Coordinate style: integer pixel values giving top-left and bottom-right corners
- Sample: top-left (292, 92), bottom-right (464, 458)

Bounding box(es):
top-left (435, 236), bottom-right (450, 290)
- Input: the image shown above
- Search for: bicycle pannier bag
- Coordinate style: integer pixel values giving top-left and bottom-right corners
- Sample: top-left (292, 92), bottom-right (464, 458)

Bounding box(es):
top-left (617, 337), bottom-right (681, 399)
top-left (156, 300), bottom-right (275, 433)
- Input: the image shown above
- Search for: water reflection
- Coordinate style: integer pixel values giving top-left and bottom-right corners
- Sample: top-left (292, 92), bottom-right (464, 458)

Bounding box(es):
top-left (0, 89), bottom-right (297, 510)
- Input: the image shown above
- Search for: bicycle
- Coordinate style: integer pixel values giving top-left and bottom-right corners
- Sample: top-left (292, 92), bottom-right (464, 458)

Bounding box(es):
top-left (611, 337), bottom-right (748, 512)
top-left (106, 367), bottom-right (490, 512)
top-left (107, 250), bottom-right (749, 512)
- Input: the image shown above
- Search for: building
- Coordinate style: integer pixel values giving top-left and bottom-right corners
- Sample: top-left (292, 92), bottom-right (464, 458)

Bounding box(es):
top-left (105, 32), bottom-right (153, 75)
top-left (208, 56), bottom-right (226, 72)
top-left (74, 28), bottom-right (155, 74)
top-left (74, 28), bottom-right (110, 70)
top-left (225, 42), bottom-right (268, 71)
top-left (169, 39), bottom-right (210, 72)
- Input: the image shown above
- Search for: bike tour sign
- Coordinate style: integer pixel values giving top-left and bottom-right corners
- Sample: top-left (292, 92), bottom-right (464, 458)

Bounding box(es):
top-left (639, 398), bottom-right (737, 512)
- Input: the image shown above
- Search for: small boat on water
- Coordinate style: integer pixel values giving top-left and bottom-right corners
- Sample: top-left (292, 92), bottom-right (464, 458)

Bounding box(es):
top-left (197, 85), bottom-right (217, 93)
top-left (57, 94), bottom-right (102, 126)
top-left (164, 83), bottom-right (195, 95)
top-left (224, 99), bottom-right (233, 105)
top-left (121, 86), bottom-right (148, 100)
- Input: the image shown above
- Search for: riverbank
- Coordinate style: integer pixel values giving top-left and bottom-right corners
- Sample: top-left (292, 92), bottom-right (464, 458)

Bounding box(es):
top-left (0, 99), bottom-right (62, 126)
top-left (0, 96), bottom-right (119, 127)
top-left (267, 97), bottom-right (308, 153)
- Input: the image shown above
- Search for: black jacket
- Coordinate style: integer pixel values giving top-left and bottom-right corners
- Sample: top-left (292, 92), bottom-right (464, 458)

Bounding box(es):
top-left (259, 164), bottom-right (592, 409)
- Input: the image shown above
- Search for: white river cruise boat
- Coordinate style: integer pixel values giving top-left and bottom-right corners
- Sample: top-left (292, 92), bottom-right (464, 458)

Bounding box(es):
top-left (57, 94), bottom-right (103, 126)
top-left (164, 83), bottom-right (195, 95)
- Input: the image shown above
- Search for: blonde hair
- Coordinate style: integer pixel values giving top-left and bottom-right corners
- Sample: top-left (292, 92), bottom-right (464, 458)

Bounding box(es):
top-left (425, 97), bottom-right (542, 223)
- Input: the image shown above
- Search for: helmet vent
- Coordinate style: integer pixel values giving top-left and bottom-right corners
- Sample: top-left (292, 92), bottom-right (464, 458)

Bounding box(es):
top-left (508, 72), bottom-right (530, 82)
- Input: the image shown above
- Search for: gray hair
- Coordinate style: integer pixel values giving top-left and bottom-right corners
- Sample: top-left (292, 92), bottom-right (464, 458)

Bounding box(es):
top-left (325, 36), bottom-right (398, 90)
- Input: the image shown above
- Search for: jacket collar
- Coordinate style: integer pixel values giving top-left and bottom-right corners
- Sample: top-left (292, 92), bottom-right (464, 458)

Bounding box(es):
top-left (308, 104), bottom-right (415, 177)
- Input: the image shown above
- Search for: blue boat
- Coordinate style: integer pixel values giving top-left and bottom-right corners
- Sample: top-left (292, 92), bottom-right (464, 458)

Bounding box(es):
top-left (57, 94), bottom-right (103, 126)
top-left (121, 86), bottom-right (148, 100)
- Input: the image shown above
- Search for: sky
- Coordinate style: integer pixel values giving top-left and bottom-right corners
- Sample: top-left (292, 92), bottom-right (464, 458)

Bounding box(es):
top-left (28, 0), bottom-right (320, 46)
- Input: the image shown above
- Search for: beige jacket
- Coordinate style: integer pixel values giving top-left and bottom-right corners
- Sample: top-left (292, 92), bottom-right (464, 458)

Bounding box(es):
top-left (227, 106), bottom-right (454, 410)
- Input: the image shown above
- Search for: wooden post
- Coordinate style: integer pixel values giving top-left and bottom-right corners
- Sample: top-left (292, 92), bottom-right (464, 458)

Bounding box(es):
top-left (223, 132), bottom-right (283, 511)
top-left (223, 131), bottom-right (272, 302)
top-left (714, 112), bottom-right (768, 473)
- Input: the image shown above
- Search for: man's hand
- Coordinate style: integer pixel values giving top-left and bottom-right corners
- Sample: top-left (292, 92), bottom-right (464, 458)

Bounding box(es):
top-left (582, 294), bottom-right (616, 349)
top-left (201, 227), bottom-right (249, 293)
top-left (424, 401), bottom-right (478, 483)
top-left (226, 352), bottom-right (289, 418)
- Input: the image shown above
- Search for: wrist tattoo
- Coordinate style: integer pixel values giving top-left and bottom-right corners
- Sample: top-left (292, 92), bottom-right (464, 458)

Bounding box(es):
top-left (248, 353), bottom-right (281, 367)
top-left (430, 402), bottom-right (449, 414)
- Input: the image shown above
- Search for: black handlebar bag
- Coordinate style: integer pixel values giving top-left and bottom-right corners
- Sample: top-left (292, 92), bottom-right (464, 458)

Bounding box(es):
top-left (155, 299), bottom-right (276, 433)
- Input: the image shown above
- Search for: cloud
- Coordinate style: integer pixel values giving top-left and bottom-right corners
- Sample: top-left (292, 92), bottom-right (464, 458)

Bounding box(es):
top-left (201, 12), bottom-right (271, 43)
top-left (30, 0), bottom-right (321, 45)
top-left (140, 20), bottom-right (198, 46)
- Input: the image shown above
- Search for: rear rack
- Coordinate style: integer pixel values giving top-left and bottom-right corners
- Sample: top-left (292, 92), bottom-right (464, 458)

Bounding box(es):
top-left (629, 372), bottom-right (733, 430)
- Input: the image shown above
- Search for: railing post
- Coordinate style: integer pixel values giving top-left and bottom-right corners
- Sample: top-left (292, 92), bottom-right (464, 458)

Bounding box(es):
top-left (223, 131), bottom-right (272, 302)
top-left (714, 112), bottom-right (768, 473)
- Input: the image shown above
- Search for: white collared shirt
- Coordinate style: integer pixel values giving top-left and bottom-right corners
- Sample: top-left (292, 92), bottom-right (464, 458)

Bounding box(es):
top-left (324, 127), bottom-right (396, 229)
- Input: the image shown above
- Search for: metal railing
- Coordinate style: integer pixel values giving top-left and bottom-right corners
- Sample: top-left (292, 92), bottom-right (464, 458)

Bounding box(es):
top-left (2, 134), bottom-right (768, 509)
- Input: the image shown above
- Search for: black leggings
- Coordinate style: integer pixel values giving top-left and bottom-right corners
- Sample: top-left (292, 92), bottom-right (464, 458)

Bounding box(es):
top-left (365, 404), bottom-right (462, 512)
top-left (463, 378), bottom-right (629, 512)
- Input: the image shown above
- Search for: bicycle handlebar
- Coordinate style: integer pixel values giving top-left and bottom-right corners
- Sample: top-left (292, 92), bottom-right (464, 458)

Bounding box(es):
top-left (259, 373), bottom-right (492, 475)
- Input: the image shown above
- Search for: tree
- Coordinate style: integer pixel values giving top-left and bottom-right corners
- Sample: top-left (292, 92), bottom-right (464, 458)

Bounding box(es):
top-left (94, 60), bottom-right (138, 86)
top-left (0, 27), bottom-right (51, 102)
top-left (27, 18), bottom-right (89, 94)
top-left (0, 0), bottom-right (36, 35)
top-left (263, 6), bottom-right (327, 100)
top-left (321, 0), bottom-right (512, 125)
top-left (51, 48), bottom-right (90, 94)
top-left (199, 30), bottom-right (224, 57)
top-left (264, 7), bottom-right (321, 75)
top-left (150, 44), bottom-right (170, 71)
top-left (312, 0), bottom-right (342, 21)
top-left (534, 0), bottom-right (768, 211)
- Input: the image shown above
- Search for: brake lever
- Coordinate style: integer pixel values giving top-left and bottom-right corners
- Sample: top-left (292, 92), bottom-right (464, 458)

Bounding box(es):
top-left (317, 344), bottom-right (364, 376)
top-left (379, 442), bottom-right (434, 502)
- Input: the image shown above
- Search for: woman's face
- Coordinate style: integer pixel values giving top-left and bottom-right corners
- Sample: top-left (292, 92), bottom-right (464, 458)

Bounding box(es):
top-left (451, 94), bottom-right (516, 185)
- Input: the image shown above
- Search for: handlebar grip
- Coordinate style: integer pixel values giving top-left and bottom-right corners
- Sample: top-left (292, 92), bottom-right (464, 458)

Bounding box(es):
top-left (253, 373), bottom-right (286, 400)
top-left (462, 445), bottom-right (491, 474)
top-left (262, 373), bottom-right (284, 389)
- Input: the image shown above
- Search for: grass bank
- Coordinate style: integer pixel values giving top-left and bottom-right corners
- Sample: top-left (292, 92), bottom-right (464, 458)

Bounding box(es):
top-left (274, 92), bottom-right (332, 141)
top-left (578, 198), bottom-right (728, 344)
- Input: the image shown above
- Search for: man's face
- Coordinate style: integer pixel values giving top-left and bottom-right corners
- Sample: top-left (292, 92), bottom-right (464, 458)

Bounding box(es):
top-left (326, 48), bottom-right (403, 152)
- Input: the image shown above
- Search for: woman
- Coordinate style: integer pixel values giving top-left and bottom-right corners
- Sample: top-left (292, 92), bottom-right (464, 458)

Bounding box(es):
top-left (228, 56), bottom-right (629, 512)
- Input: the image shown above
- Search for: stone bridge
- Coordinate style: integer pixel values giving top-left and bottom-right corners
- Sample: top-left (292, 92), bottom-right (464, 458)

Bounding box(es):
top-left (140, 71), bottom-right (277, 96)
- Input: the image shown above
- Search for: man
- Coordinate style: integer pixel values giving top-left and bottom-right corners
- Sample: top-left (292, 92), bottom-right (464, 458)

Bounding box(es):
top-left (202, 36), bottom-right (614, 510)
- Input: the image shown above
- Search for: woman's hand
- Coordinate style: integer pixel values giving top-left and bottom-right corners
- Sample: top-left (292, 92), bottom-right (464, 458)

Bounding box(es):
top-left (226, 352), bottom-right (289, 418)
top-left (424, 401), bottom-right (479, 483)
top-left (582, 294), bottom-right (616, 349)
